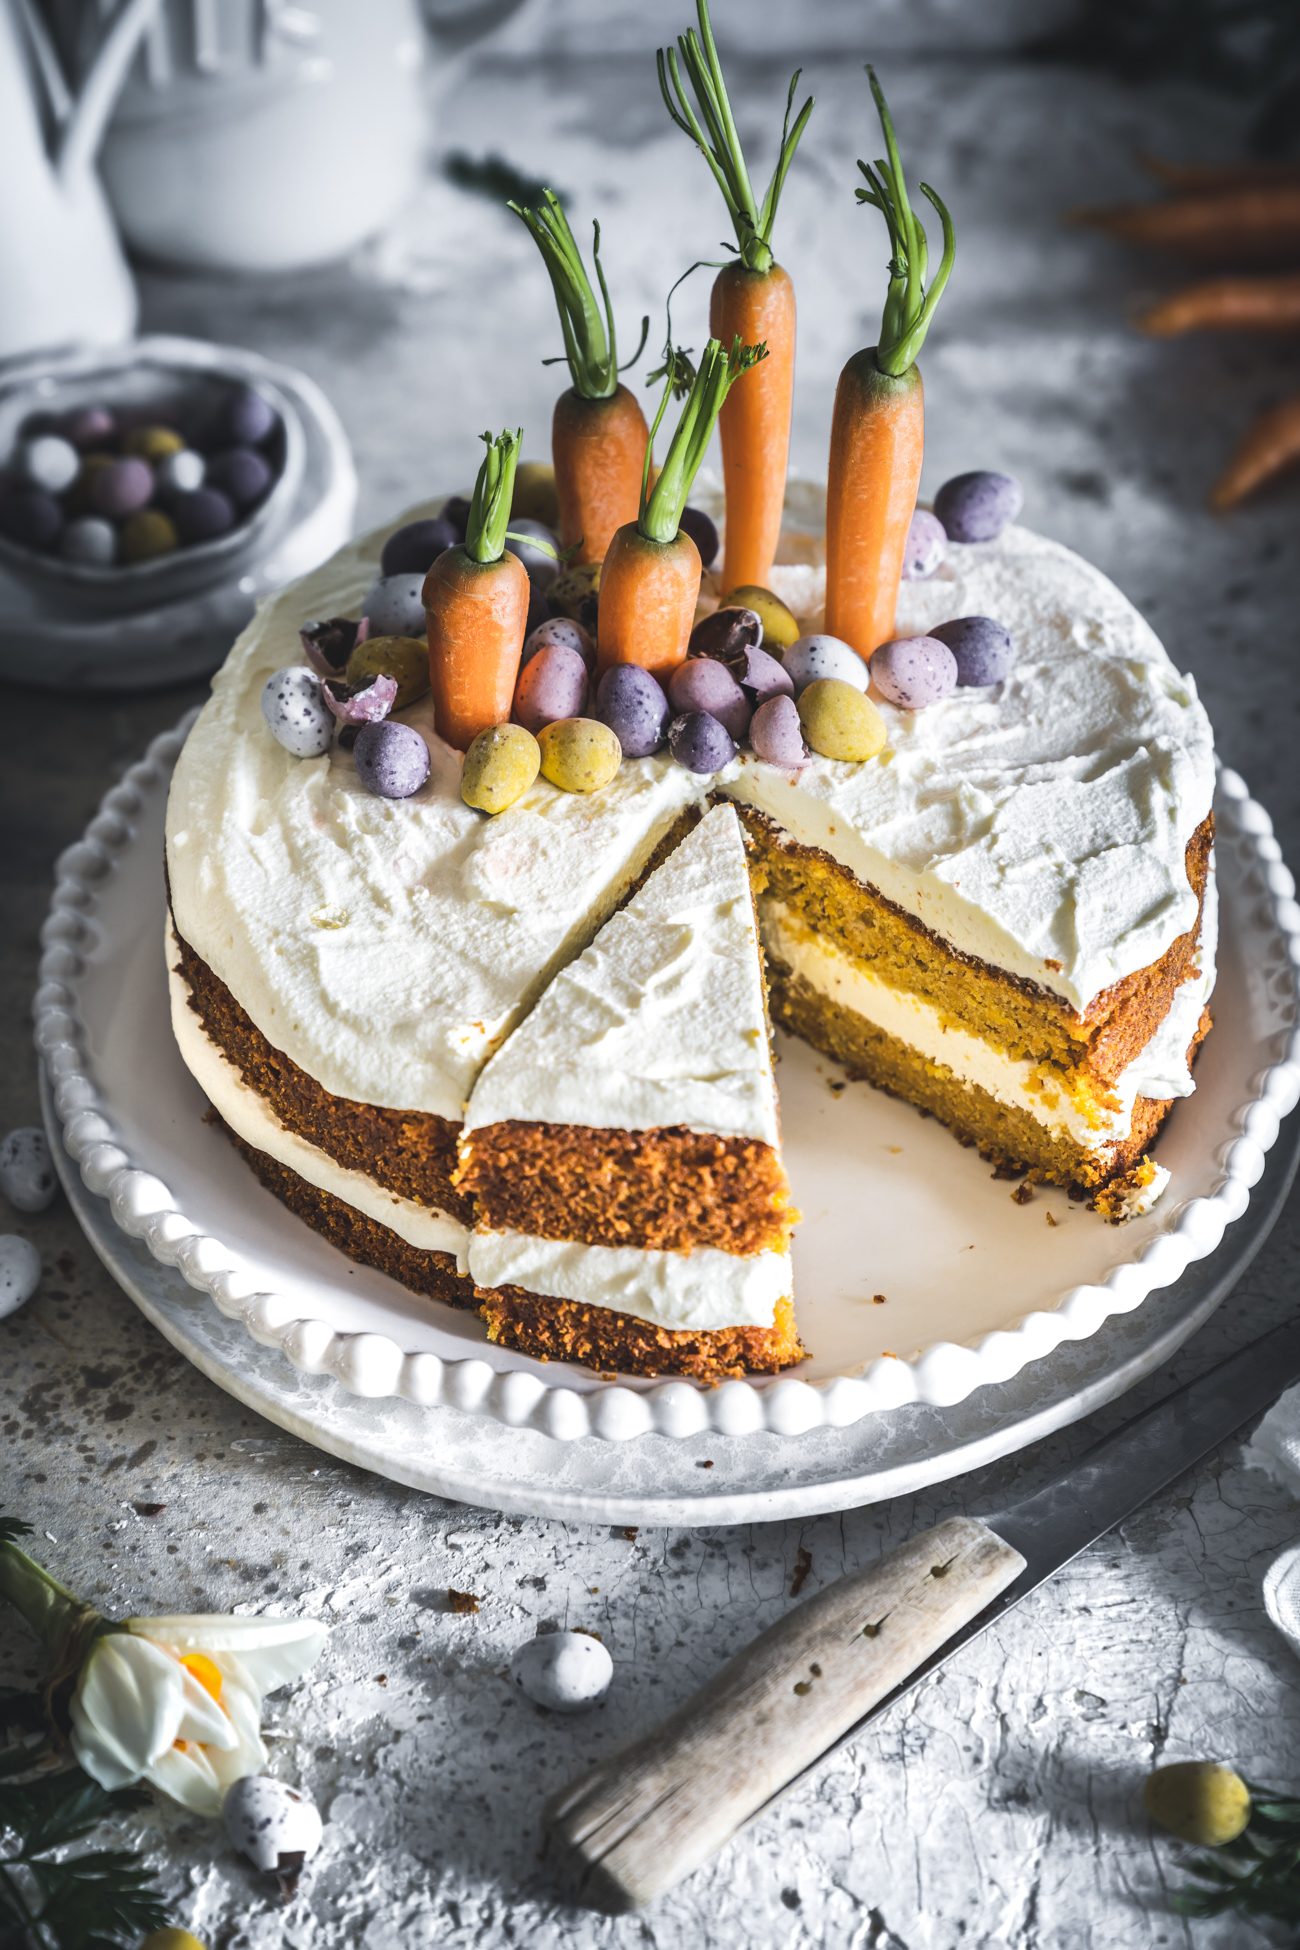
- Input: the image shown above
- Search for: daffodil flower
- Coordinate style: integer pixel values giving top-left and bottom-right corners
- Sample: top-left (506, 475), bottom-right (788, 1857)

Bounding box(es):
top-left (0, 1529), bottom-right (327, 1816)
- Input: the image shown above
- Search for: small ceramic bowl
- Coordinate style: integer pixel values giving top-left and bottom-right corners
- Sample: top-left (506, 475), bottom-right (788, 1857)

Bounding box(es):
top-left (0, 341), bottom-right (305, 612)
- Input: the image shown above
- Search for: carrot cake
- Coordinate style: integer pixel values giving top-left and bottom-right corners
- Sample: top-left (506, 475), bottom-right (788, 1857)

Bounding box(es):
top-left (164, 487), bottom-right (1216, 1378)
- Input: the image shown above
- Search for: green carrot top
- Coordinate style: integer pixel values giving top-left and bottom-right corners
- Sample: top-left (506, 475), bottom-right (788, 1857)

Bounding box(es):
top-left (509, 190), bottom-right (647, 401)
top-left (856, 67), bottom-right (955, 378)
top-left (640, 335), bottom-right (767, 545)
top-left (464, 429), bottom-right (522, 564)
top-left (658, 0), bottom-right (813, 276)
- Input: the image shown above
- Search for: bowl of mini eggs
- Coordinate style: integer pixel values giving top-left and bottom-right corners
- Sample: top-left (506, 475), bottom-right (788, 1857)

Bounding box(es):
top-left (0, 343), bottom-right (304, 608)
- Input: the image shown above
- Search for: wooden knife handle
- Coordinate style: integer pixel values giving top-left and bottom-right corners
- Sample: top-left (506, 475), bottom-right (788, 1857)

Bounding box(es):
top-left (545, 1516), bottom-right (1025, 1913)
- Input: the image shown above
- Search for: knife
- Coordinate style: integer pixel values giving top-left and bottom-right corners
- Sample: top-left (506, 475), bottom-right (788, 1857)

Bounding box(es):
top-left (546, 1315), bottom-right (1300, 1913)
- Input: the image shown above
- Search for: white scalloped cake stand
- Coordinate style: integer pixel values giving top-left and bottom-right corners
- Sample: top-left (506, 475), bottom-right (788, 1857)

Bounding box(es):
top-left (35, 719), bottom-right (1300, 1465)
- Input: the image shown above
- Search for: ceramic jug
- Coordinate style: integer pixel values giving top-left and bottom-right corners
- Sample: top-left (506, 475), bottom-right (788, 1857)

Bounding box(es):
top-left (0, 0), bottom-right (159, 360)
top-left (44, 0), bottom-right (530, 275)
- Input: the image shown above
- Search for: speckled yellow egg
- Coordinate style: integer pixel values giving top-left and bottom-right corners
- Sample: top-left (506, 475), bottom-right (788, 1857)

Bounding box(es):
top-left (345, 634), bottom-right (429, 710)
top-left (512, 460), bottom-right (560, 530)
top-left (120, 509), bottom-right (179, 562)
top-left (461, 723), bottom-right (541, 814)
top-left (1143, 1763), bottom-right (1251, 1847)
top-left (548, 561), bottom-right (601, 629)
top-left (720, 583), bottom-right (799, 652)
top-left (797, 678), bottom-right (886, 762)
top-left (538, 716), bottom-right (621, 793)
top-left (122, 424), bottom-right (185, 463)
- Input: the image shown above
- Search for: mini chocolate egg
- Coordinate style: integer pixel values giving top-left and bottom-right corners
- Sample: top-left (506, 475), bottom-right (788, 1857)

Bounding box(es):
top-left (381, 517), bottom-right (457, 578)
top-left (0, 487), bottom-right (62, 550)
top-left (668, 710), bottom-right (736, 775)
top-left (511, 1630), bottom-right (612, 1713)
top-left (506, 517), bottom-right (560, 589)
top-left (440, 493), bottom-right (472, 539)
top-left (0, 1236), bottom-right (40, 1319)
top-left (120, 510), bottom-right (179, 563)
top-left (154, 449), bottom-right (206, 499)
top-left (15, 433), bottom-right (80, 495)
top-left (537, 717), bottom-right (621, 793)
top-left (66, 453), bottom-right (115, 515)
top-left (523, 615), bottom-right (595, 671)
top-left (688, 605), bottom-right (762, 663)
top-left (354, 719), bottom-right (430, 798)
top-left (172, 487), bottom-right (236, 543)
top-left (902, 508), bottom-right (947, 580)
top-left (720, 583), bottom-right (799, 652)
top-left (514, 642), bottom-right (588, 732)
top-left (511, 460), bottom-right (560, 529)
top-left (784, 634), bottom-right (868, 695)
top-left (929, 615), bottom-right (1014, 688)
top-left (301, 616), bottom-right (364, 676)
top-left (345, 634), bottom-right (429, 710)
top-left (595, 664), bottom-right (670, 757)
top-left (462, 723), bottom-right (542, 814)
top-left (362, 574), bottom-right (426, 640)
top-left (668, 658), bottom-right (750, 742)
top-left (749, 693), bottom-right (808, 769)
top-left (221, 1775), bottom-right (322, 1876)
top-left (61, 405), bottom-right (115, 450)
top-left (0, 1128), bottom-right (57, 1215)
top-left (261, 667), bottom-right (333, 758)
top-left (206, 447), bottom-right (273, 509)
top-left (59, 516), bottom-right (117, 566)
top-left (933, 470), bottom-right (1023, 544)
top-left (90, 457), bottom-right (153, 520)
top-left (797, 679), bottom-right (886, 762)
top-left (678, 504), bottom-right (720, 570)
top-left (221, 386), bottom-right (278, 448)
top-left (870, 635), bottom-right (959, 710)
top-left (122, 424), bottom-right (184, 464)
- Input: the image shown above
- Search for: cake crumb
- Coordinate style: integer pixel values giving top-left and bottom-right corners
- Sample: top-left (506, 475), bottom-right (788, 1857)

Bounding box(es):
top-left (1011, 1181), bottom-right (1035, 1206)
top-left (790, 1545), bottom-right (813, 1596)
top-left (696, 1458), bottom-right (714, 1469)
top-left (887, 1145), bottom-right (902, 1155)
top-left (1045, 1210), bottom-right (1060, 1228)
top-left (871, 1293), bottom-right (887, 1306)
top-left (447, 1589), bottom-right (479, 1614)
top-left (828, 1078), bottom-right (847, 1096)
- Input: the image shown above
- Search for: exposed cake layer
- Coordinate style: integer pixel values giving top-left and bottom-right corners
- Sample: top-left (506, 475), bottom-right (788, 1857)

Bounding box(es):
top-left (467, 1231), bottom-right (791, 1335)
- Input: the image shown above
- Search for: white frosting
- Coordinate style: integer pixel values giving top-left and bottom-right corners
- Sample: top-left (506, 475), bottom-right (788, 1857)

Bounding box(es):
top-left (166, 928), bottom-right (470, 1261)
top-left (762, 869), bottom-right (1217, 1156)
top-left (468, 1229), bottom-right (790, 1334)
top-left (465, 804), bottom-right (778, 1144)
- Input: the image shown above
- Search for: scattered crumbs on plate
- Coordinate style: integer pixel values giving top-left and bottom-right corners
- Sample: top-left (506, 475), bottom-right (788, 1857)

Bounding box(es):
top-left (871, 1293), bottom-right (887, 1306)
top-left (1045, 1209), bottom-right (1060, 1227)
top-left (991, 1159), bottom-right (1024, 1181)
top-left (790, 1545), bottom-right (813, 1597)
top-left (375, 1673), bottom-right (388, 1686)
top-left (828, 1078), bottom-right (847, 1096)
top-left (963, 1242), bottom-right (976, 1251)
top-left (1011, 1181), bottom-right (1035, 1205)
top-left (887, 1144), bottom-right (902, 1155)
top-left (696, 1458), bottom-right (714, 1469)
top-left (447, 1589), bottom-right (480, 1614)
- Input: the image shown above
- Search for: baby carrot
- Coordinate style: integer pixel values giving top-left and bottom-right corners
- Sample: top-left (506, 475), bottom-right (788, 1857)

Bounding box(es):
top-left (424, 430), bottom-right (531, 751)
top-left (1140, 273), bottom-right (1300, 335)
top-left (825, 69), bottom-right (954, 662)
top-left (1211, 393), bottom-right (1300, 509)
top-left (598, 335), bottom-right (767, 680)
top-left (510, 191), bottom-right (650, 565)
top-left (658, 1), bottom-right (813, 591)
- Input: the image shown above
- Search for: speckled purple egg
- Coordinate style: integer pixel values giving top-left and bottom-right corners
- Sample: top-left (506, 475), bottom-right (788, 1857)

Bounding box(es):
top-left (506, 518), bottom-right (560, 589)
top-left (62, 405), bottom-right (115, 450)
top-left (933, 471), bottom-right (1023, 544)
top-left (784, 634), bottom-right (868, 695)
top-left (514, 643), bottom-right (589, 732)
top-left (749, 693), bottom-right (809, 769)
top-left (354, 719), bottom-right (431, 798)
top-left (0, 486), bottom-right (62, 550)
top-left (261, 667), bottom-right (333, 757)
top-left (902, 508), bottom-right (947, 580)
top-left (595, 664), bottom-right (670, 757)
top-left (668, 710), bottom-right (736, 775)
top-left (524, 615), bottom-right (595, 671)
top-left (870, 635), bottom-right (959, 710)
top-left (929, 615), bottom-right (1014, 688)
top-left (668, 658), bottom-right (751, 742)
top-left (363, 574), bottom-right (426, 639)
top-left (172, 487), bottom-right (236, 543)
top-left (222, 385), bottom-right (278, 447)
top-left (679, 504), bottom-right (719, 570)
top-left (381, 517), bottom-right (458, 578)
top-left (727, 643), bottom-right (792, 707)
top-left (60, 516), bottom-right (117, 566)
top-left (89, 457), bottom-right (153, 519)
top-left (207, 447), bottom-right (274, 509)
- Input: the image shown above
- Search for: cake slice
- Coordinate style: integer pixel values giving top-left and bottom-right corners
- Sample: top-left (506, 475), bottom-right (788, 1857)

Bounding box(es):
top-left (457, 803), bottom-right (802, 1377)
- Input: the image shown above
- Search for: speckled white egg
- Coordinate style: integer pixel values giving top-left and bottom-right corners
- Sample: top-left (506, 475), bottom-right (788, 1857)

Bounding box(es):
top-left (511, 1630), bottom-right (613, 1713)
top-left (261, 667), bottom-right (333, 758)
top-left (155, 448), bottom-right (206, 498)
top-left (363, 573), bottom-right (427, 639)
top-left (784, 634), bottom-right (869, 695)
top-left (0, 1128), bottom-right (56, 1213)
top-left (222, 1775), bottom-right (323, 1874)
top-left (59, 516), bottom-right (117, 566)
top-left (0, 1236), bottom-right (40, 1319)
top-left (17, 434), bottom-right (80, 495)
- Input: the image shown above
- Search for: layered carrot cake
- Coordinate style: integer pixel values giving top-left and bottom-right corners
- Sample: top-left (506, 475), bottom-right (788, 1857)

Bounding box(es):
top-left (164, 485), bottom-right (1216, 1379)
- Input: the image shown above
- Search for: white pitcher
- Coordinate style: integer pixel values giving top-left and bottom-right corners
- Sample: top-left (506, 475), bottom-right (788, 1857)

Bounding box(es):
top-left (0, 0), bottom-right (159, 361)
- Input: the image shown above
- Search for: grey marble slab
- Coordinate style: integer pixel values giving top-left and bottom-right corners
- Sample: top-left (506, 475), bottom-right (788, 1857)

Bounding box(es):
top-left (4, 41), bottom-right (1300, 1950)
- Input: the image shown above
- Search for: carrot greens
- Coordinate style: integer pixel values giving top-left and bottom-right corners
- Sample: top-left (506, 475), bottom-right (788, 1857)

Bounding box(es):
top-left (640, 335), bottom-right (767, 545)
top-left (856, 67), bottom-right (956, 377)
top-left (509, 191), bottom-right (648, 401)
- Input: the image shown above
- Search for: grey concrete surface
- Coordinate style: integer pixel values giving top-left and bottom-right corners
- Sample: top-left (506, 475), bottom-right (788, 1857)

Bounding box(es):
top-left (4, 41), bottom-right (1300, 1950)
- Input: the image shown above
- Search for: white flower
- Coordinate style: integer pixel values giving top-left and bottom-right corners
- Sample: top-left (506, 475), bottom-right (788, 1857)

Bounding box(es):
top-left (68, 1614), bottom-right (327, 1815)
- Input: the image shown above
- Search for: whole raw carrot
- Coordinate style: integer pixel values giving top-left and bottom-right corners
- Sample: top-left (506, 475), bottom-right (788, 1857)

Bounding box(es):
top-left (1140, 274), bottom-right (1300, 335)
top-left (1211, 393), bottom-right (1300, 509)
top-left (424, 430), bottom-right (531, 751)
top-left (825, 70), bottom-right (955, 661)
top-left (658, 0), bottom-right (813, 592)
top-left (510, 191), bottom-right (650, 564)
top-left (1073, 184), bottom-right (1300, 262)
top-left (1139, 155), bottom-right (1300, 194)
top-left (598, 335), bottom-right (767, 679)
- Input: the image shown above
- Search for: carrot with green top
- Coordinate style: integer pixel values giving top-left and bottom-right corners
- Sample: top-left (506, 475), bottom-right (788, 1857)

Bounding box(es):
top-left (598, 335), bottom-right (768, 680)
top-left (825, 68), bottom-right (955, 661)
top-left (424, 430), bottom-right (531, 752)
top-left (510, 191), bottom-right (650, 565)
top-left (658, 1), bottom-right (812, 593)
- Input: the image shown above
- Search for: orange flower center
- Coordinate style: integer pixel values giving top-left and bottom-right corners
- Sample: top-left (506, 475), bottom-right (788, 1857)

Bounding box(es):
top-left (181, 1652), bottom-right (224, 1702)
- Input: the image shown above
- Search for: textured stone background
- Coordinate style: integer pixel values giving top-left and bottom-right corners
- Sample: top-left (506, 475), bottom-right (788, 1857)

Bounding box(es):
top-left (5, 20), bottom-right (1300, 1950)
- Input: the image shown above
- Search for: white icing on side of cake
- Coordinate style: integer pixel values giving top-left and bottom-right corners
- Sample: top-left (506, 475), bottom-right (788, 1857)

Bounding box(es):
top-left (167, 931), bottom-right (470, 1261)
top-left (465, 805), bottom-right (778, 1143)
top-left (467, 1229), bottom-right (789, 1334)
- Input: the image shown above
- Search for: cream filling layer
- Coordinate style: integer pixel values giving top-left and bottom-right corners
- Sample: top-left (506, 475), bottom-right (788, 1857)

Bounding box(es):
top-left (761, 869), bottom-right (1217, 1152)
top-left (467, 1230), bottom-right (789, 1334)
top-left (166, 930), bottom-right (470, 1261)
